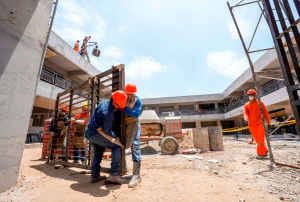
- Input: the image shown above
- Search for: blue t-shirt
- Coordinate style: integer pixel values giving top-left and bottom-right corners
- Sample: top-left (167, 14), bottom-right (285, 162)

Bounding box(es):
top-left (124, 95), bottom-right (142, 119)
top-left (88, 100), bottom-right (116, 137)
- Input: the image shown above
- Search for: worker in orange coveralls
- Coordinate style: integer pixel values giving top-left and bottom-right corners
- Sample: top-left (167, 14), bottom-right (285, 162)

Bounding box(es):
top-left (74, 40), bottom-right (80, 52)
top-left (244, 89), bottom-right (271, 159)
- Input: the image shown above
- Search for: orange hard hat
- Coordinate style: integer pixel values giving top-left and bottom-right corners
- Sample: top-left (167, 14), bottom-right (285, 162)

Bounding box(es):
top-left (247, 89), bottom-right (257, 96)
top-left (112, 90), bottom-right (127, 108)
top-left (62, 106), bottom-right (69, 112)
top-left (124, 83), bottom-right (137, 94)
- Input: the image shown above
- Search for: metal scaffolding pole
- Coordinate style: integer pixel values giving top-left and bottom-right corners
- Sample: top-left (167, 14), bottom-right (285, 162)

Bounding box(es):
top-left (227, 1), bottom-right (275, 164)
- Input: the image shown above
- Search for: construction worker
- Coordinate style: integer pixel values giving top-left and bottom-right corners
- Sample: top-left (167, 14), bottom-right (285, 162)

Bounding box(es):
top-left (46, 107), bottom-right (69, 163)
top-left (71, 102), bottom-right (88, 164)
top-left (121, 83), bottom-right (142, 188)
top-left (74, 40), bottom-right (80, 52)
top-left (244, 89), bottom-right (271, 159)
top-left (85, 90), bottom-right (127, 184)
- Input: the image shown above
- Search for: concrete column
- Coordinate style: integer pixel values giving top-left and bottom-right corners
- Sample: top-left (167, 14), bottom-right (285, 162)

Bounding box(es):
top-left (154, 106), bottom-right (159, 114)
top-left (285, 105), bottom-right (293, 116)
top-left (215, 102), bottom-right (219, 109)
top-left (196, 121), bottom-right (201, 128)
top-left (217, 120), bottom-right (221, 126)
top-left (194, 104), bottom-right (199, 110)
top-left (174, 104), bottom-right (179, 113)
top-left (0, 0), bottom-right (53, 193)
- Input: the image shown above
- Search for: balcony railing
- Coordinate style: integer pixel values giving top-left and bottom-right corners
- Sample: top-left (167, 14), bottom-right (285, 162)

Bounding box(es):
top-left (156, 78), bottom-right (290, 117)
top-left (224, 79), bottom-right (286, 113)
top-left (157, 109), bottom-right (224, 117)
top-left (40, 67), bottom-right (77, 91)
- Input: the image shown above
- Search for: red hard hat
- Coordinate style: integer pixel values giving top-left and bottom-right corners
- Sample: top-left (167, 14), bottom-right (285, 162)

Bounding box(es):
top-left (62, 106), bottom-right (69, 112)
top-left (124, 83), bottom-right (137, 94)
top-left (247, 89), bottom-right (257, 96)
top-left (112, 90), bottom-right (127, 108)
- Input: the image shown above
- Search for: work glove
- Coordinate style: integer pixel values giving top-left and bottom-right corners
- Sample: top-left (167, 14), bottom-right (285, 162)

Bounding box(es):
top-left (49, 131), bottom-right (55, 137)
top-left (244, 119), bottom-right (248, 125)
top-left (61, 129), bottom-right (66, 136)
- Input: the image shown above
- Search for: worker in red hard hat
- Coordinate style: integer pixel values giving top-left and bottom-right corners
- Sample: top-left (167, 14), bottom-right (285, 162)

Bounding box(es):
top-left (121, 83), bottom-right (142, 188)
top-left (244, 89), bottom-right (271, 159)
top-left (85, 90), bottom-right (127, 184)
top-left (46, 106), bottom-right (69, 163)
top-left (74, 40), bottom-right (80, 52)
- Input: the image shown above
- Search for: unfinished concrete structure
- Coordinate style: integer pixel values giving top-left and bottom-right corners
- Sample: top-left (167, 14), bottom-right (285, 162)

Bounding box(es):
top-left (28, 31), bottom-right (100, 134)
top-left (0, 0), bottom-right (53, 192)
top-left (142, 47), bottom-right (295, 130)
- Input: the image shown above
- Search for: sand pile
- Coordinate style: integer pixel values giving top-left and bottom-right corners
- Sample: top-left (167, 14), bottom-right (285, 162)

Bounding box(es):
top-left (178, 130), bottom-right (194, 150)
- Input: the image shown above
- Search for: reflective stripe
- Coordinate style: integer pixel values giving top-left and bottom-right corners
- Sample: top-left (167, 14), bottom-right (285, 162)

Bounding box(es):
top-left (257, 143), bottom-right (265, 146)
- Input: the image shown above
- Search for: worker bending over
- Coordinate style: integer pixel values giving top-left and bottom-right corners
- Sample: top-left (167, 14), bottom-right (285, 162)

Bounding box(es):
top-left (47, 107), bottom-right (69, 163)
top-left (85, 90), bottom-right (127, 184)
top-left (71, 102), bottom-right (88, 164)
top-left (122, 83), bottom-right (142, 188)
top-left (244, 89), bottom-right (271, 159)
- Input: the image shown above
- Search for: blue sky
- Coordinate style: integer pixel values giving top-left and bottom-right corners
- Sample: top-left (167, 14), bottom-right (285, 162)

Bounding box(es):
top-left (52, 0), bottom-right (280, 98)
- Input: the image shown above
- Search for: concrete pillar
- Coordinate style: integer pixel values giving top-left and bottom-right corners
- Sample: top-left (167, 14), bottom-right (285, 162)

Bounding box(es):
top-left (285, 104), bottom-right (293, 116)
top-left (215, 102), bottom-right (219, 109)
top-left (174, 104), bottom-right (179, 113)
top-left (194, 104), bottom-right (199, 110)
top-left (154, 106), bottom-right (159, 114)
top-left (0, 0), bottom-right (53, 193)
top-left (196, 121), bottom-right (201, 128)
top-left (217, 120), bottom-right (221, 126)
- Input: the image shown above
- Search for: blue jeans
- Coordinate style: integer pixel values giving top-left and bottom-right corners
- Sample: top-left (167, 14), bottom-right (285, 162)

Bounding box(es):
top-left (85, 126), bottom-right (121, 177)
top-left (291, 125), bottom-right (296, 134)
top-left (74, 148), bottom-right (85, 162)
top-left (131, 123), bottom-right (141, 162)
top-left (276, 127), bottom-right (281, 135)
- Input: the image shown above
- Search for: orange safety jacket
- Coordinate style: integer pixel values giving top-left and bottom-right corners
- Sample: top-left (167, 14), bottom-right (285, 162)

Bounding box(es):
top-left (71, 113), bottom-right (87, 126)
top-left (74, 42), bottom-right (79, 52)
top-left (244, 100), bottom-right (271, 126)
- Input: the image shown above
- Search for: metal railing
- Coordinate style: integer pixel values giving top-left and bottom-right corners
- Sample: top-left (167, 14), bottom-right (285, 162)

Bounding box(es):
top-left (156, 78), bottom-right (289, 117)
top-left (40, 67), bottom-right (77, 90)
top-left (224, 79), bottom-right (286, 113)
top-left (157, 109), bottom-right (224, 117)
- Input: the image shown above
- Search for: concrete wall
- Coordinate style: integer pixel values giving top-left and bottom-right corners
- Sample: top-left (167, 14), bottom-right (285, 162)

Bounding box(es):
top-left (0, 0), bottom-right (53, 193)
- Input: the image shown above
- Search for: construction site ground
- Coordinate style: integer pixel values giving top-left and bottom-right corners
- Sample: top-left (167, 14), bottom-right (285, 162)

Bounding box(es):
top-left (1, 135), bottom-right (300, 202)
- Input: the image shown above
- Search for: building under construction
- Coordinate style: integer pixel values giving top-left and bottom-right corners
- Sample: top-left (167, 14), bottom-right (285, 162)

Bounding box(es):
top-left (1, 0), bottom-right (300, 199)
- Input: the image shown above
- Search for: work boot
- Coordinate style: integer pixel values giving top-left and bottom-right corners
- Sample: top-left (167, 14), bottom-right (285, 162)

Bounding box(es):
top-left (73, 160), bottom-right (80, 163)
top-left (128, 162), bottom-right (142, 188)
top-left (264, 151), bottom-right (269, 158)
top-left (107, 175), bottom-right (126, 184)
top-left (90, 176), bottom-right (106, 184)
top-left (256, 155), bottom-right (263, 159)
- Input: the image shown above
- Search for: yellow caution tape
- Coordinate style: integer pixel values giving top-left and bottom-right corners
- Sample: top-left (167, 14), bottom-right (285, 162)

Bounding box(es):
top-left (222, 120), bottom-right (296, 132)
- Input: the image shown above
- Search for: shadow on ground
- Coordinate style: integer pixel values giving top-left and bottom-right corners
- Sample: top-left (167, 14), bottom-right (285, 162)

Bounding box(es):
top-left (30, 163), bottom-right (126, 197)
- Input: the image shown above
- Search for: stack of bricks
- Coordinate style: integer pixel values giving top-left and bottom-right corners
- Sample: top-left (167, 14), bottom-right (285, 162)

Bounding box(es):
top-left (41, 119), bottom-right (75, 159)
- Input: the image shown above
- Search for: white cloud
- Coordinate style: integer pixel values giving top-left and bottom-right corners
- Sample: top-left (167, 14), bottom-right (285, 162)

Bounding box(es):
top-left (118, 26), bottom-right (125, 32)
top-left (227, 17), bottom-right (252, 40)
top-left (54, 0), bottom-right (106, 44)
top-left (147, 93), bottom-right (161, 98)
top-left (206, 51), bottom-right (248, 78)
top-left (102, 46), bottom-right (124, 58)
top-left (126, 56), bottom-right (165, 80)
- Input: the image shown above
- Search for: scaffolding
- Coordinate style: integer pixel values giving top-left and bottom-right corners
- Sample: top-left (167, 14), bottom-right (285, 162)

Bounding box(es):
top-left (48, 65), bottom-right (127, 174)
top-left (227, 0), bottom-right (300, 169)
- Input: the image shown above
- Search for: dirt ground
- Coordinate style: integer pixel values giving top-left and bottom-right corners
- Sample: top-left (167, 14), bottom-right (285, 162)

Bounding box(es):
top-left (1, 136), bottom-right (300, 202)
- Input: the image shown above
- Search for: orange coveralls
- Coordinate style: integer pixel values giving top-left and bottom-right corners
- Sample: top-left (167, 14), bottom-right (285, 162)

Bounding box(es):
top-left (74, 41), bottom-right (79, 52)
top-left (244, 100), bottom-right (271, 156)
